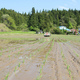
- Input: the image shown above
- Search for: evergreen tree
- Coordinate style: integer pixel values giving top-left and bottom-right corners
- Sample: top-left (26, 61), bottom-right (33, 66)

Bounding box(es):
top-left (0, 7), bottom-right (80, 31)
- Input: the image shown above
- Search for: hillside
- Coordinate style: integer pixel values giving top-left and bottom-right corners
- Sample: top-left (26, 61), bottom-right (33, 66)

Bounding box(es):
top-left (0, 23), bottom-right (11, 32)
top-left (0, 8), bottom-right (80, 33)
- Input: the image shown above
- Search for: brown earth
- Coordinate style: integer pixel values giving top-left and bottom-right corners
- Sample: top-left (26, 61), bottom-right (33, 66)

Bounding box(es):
top-left (0, 35), bottom-right (80, 80)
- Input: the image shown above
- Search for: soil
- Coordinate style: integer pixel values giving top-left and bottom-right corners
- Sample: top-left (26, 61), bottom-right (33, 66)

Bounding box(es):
top-left (0, 35), bottom-right (80, 80)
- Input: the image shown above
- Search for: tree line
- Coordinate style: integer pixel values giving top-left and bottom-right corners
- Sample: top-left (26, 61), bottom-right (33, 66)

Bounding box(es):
top-left (0, 7), bottom-right (80, 33)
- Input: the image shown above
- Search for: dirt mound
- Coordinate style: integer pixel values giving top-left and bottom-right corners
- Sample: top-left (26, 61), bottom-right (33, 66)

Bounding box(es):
top-left (0, 23), bottom-right (11, 32)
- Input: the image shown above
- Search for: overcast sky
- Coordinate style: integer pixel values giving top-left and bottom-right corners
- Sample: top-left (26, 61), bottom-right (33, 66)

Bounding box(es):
top-left (0, 0), bottom-right (80, 13)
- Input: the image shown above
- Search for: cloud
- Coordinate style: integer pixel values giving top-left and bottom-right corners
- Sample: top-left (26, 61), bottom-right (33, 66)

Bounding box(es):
top-left (59, 6), bottom-right (69, 10)
top-left (70, 0), bottom-right (77, 6)
top-left (71, 0), bottom-right (77, 3)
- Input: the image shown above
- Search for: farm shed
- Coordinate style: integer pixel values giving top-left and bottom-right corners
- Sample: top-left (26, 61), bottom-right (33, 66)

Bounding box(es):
top-left (71, 29), bottom-right (77, 35)
top-left (59, 26), bottom-right (71, 32)
top-left (59, 26), bottom-right (67, 30)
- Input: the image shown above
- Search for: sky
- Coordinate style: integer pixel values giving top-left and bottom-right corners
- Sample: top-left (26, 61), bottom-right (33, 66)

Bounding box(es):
top-left (0, 0), bottom-right (80, 14)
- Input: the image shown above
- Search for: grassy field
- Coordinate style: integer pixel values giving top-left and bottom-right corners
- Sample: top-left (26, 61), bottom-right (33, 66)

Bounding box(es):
top-left (0, 31), bottom-right (36, 34)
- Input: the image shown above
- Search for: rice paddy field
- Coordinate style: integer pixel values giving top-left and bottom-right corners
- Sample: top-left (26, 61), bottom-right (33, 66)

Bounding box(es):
top-left (0, 31), bottom-right (80, 80)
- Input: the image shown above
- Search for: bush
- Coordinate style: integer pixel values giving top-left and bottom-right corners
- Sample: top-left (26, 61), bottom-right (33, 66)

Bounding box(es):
top-left (29, 26), bottom-right (34, 31)
top-left (61, 29), bottom-right (67, 34)
top-left (17, 23), bottom-right (28, 31)
top-left (1, 14), bottom-right (16, 30)
top-left (50, 27), bottom-right (62, 34)
top-left (34, 28), bottom-right (40, 33)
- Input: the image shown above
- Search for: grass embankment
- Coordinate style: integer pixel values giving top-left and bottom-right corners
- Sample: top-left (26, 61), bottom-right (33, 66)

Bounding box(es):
top-left (0, 30), bottom-right (43, 50)
top-left (0, 23), bottom-right (11, 32)
top-left (0, 31), bottom-right (36, 34)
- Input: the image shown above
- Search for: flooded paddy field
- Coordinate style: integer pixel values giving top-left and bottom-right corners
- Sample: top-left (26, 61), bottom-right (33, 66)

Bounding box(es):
top-left (0, 33), bottom-right (80, 80)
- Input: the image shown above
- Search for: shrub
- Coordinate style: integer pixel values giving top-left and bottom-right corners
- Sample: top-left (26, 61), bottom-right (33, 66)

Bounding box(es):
top-left (50, 27), bottom-right (62, 34)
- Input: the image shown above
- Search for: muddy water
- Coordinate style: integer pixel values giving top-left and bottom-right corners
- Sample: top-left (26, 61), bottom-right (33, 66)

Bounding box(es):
top-left (8, 40), bottom-right (80, 80)
top-left (0, 37), bottom-right (80, 80)
top-left (0, 37), bottom-right (47, 80)
top-left (61, 42), bottom-right (80, 80)
top-left (40, 42), bottom-right (71, 80)
top-left (9, 39), bottom-right (53, 80)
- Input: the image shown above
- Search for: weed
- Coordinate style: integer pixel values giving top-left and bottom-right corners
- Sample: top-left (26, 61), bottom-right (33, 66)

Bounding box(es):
top-left (36, 39), bottom-right (54, 80)
top-left (58, 41), bottom-right (73, 79)
top-left (71, 76), bottom-right (73, 80)
top-left (67, 44), bottom-right (79, 57)
top-left (43, 60), bottom-right (46, 64)
top-left (67, 65), bottom-right (70, 70)
top-left (64, 63), bottom-right (67, 66)
top-left (18, 62), bottom-right (21, 67)
top-left (8, 55), bottom-right (11, 60)
top-left (69, 70), bottom-right (71, 75)
top-left (14, 66), bottom-right (17, 72)
top-left (64, 59), bottom-right (66, 62)
top-left (76, 54), bottom-right (79, 57)
top-left (62, 54), bottom-right (64, 58)
top-left (19, 48), bottom-right (20, 50)
top-left (18, 52), bottom-right (20, 55)
top-left (30, 54), bottom-right (31, 58)
top-left (73, 50), bottom-right (79, 57)
top-left (41, 64), bottom-right (44, 69)
top-left (33, 52), bottom-right (35, 55)
top-left (5, 73), bottom-right (9, 80)
top-left (1, 49), bottom-right (3, 51)
top-left (0, 52), bottom-right (2, 56)
top-left (38, 49), bottom-right (40, 51)
top-left (40, 68), bottom-right (42, 74)
top-left (36, 75), bottom-right (42, 80)
top-left (23, 59), bottom-right (25, 63)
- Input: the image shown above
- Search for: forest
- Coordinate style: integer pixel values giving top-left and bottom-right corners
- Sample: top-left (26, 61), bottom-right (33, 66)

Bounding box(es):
top-left (0, 7), bottom-right (80, 34)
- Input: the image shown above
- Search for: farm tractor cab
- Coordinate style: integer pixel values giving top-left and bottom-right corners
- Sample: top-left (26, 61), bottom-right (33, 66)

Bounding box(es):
top-left (44, 32), bottom-right (51, 37)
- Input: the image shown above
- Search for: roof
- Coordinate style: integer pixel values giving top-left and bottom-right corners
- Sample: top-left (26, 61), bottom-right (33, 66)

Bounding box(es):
top-left (59, 26), bottom-right (67, 30)
top-left (59, 26), bottom-right (71, 31)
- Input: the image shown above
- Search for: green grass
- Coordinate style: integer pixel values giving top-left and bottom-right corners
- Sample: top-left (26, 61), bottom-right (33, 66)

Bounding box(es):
top-left (0, 31), bottom-right (39, 45)
top-left (0, 31), bottom-right (36, 34)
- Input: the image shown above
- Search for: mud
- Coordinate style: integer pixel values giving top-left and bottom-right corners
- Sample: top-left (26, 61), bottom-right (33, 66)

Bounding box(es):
top-left (0, 35), bottom-right (80, 80)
